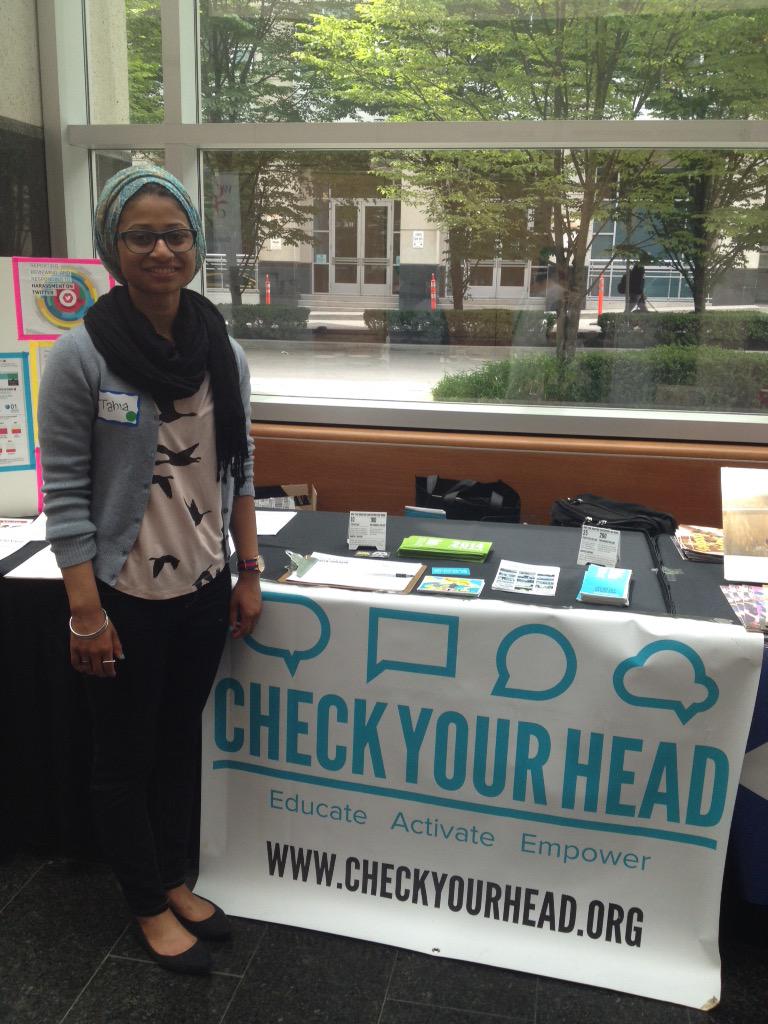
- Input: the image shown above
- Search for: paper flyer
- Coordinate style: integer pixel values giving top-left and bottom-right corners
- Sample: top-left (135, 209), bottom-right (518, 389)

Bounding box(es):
top-left (0, 353), bottom-right (34, 471)
top-left (12, 257), bottom-right (114, 340)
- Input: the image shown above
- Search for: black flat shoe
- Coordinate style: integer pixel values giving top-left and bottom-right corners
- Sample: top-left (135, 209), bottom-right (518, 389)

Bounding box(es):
top-left (135, 924), bottom-right (212, 975)
top-left (171, 900), bottom-right (232, 941)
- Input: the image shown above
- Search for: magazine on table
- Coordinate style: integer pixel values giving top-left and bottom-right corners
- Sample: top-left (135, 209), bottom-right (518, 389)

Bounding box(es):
top-left (673, 524), bottom-right (724, 563)
top-left (720, 584), bottom-right (768, 633)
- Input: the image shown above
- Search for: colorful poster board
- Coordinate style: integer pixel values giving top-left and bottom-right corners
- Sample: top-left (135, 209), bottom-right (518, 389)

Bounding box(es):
top-left (0, 353), bottom-right (34, 471)
top-left (0, 256), bottom-right (114, 514)
top-left (11, 257), bottom-right (114, 341)
top-left (199, 586), bottom-right (762, 1010)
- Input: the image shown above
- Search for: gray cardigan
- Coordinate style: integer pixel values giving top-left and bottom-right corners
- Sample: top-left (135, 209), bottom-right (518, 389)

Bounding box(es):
top-left (38, 325), bottom-right (254, 586)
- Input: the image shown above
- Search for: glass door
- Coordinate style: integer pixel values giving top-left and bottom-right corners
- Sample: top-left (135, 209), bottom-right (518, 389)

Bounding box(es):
top-left (361, 202), bottom-right (390, 295)
top-left (330, 200), bottom-right (391, 295)
top-left (331, 202), bottom-right (359, 293)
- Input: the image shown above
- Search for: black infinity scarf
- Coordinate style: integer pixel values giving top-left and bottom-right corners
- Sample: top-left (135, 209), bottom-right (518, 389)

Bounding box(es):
top-left (84, 286), bottom-right (248, 489)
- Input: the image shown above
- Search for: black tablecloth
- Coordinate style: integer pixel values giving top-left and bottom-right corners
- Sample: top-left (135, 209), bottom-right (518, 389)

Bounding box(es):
top-left (258, 513), bottom-right (682, 616)
top-left (0, 516), bottom-right (746, 866)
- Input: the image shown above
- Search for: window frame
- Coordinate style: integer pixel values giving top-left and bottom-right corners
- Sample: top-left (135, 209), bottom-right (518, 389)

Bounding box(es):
top-left (40, 0), bottom-right (768, 443)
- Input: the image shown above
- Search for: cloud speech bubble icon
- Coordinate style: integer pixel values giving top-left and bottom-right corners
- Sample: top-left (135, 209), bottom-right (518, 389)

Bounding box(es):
top-left (491, 624), bottom-right (577, 701)
top-left (612, 640), bottom-right (719, 724)
top-left (243, 591), bottom-right (330, 677)
top-left (367, 608), bottom-right (459, 683)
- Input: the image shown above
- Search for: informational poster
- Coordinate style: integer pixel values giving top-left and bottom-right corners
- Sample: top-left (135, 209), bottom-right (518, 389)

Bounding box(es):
top-left (11, 256), bottom-right (114, 341)
top-left (198, 587), bottom-right (762, 1009)
top-left (210, 173), bottom-right (242, 256)
top-left (0, 353), bottom-right (34, 471)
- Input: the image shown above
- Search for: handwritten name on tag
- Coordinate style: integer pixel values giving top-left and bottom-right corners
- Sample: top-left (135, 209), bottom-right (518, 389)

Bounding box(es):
top-left (97, 390), bottom-right (139, 426)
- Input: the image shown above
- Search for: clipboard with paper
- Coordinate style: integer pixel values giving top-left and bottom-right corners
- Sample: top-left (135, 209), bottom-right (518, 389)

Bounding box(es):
top-left (278, 551), bottom-right (426, 594)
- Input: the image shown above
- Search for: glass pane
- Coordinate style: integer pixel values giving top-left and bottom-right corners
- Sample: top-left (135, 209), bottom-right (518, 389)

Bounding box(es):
top-left (86, 1), bottom-right (163, 124)
top-left (201, 148), bottom-right (768, 420)
top-left (313, 235), bottom-right (329, 261)
top-left (334, 262), bottom-right (357, 284)
top-left (199, 2), bottom-right (767, 122)
top-left (334, 205), bottom-right (358, 259)
top-left (203, 151), bottom-right (313, 301)
top-left (94, 150), bottom-right (165, 197)
top-left (314, 202), bottom-right (329, 232)
top-left (500, 266), bottom-right (525, 288)
top-left (1, 122), bottom-right (50, 257)
top-left (364, 264), bottom-right (387, 284)
top-left (313, 263), bottom-right (329, 292)
top-left (364, 206), bottom-right (388, 260)
top-left (469, 265), bottom-right (494, 287)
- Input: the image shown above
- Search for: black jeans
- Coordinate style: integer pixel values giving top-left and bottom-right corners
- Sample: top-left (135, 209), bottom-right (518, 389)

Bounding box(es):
top-left (86, 569), bottom-right (231, 916)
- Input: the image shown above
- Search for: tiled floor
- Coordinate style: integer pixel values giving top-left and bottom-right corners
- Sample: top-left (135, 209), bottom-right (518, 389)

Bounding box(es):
top-left (0, 855), bottom-right (765, 1024)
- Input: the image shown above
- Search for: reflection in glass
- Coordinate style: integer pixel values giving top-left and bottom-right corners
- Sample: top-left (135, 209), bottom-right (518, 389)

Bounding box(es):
top-left (198, 2), bottom-right (767, 124)
top-left (199, 148), bottom-right (768, 416)
top-left (86, 0), bottom-right (163, 124)
top-left (334, 263), bottom-right (357, 284)
top-left (334, 205), bottom-right (358, 259)
top-left (365, 206), bottom-right (388, 260)
top-left (364, 264), bottom-right (387, 285)
top-left (94, 150), bottom-right (165, 196)
top-left (500, 266), bottom-right (525, 288)
top-left (468, 265), bottom-right (493, 287)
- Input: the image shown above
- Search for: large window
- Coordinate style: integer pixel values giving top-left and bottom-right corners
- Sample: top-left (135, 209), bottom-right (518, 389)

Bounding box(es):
top-left (1, 1), bottom-right (49, 257)
top-left (51, 0), bottom-right (768, 439)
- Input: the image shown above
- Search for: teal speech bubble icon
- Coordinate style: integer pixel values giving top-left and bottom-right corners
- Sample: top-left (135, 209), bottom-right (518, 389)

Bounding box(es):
top-left (243, 591), bottom-right (330, 676)
top-left (367, 608), bottom-right (459, 683)
top-left (613, 640), bottom-right (719, 724)
top-left (491, 624), bottom-right (577, 701)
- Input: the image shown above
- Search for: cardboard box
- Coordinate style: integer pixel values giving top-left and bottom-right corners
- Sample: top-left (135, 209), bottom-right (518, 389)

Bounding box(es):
top-left (254, 483), bottom-right (317, 511)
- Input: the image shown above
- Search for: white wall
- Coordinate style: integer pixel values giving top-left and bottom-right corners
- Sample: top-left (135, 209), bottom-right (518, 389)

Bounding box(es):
top-left (84, 0), bottom-right (130, 124)
top-left (0, 0), bottom-right (42, 126)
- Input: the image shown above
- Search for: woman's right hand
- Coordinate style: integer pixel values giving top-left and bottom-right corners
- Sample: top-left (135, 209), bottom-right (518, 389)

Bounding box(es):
top-left (70, 612), bottom-right (124, 678)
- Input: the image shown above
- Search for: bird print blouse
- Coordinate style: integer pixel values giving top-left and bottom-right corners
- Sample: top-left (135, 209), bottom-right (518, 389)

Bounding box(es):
top-left (114, 374), bottom-right (226, 599)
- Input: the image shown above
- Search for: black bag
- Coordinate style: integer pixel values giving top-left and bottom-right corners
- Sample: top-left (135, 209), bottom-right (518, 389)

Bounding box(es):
top-left (617, 273), bottom-right (626, 294)
top-left (415, 475), bottom-right (521, 523)
top-left (550, 493), bottom-right (677, 536)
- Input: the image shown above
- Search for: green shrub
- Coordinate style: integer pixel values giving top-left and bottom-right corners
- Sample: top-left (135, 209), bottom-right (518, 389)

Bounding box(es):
top-left (432, 345), bottom-right (768, 412)
top-left (597, 311), bottom-right (768, 350)
top-left (362, 309), bottom-right (389, 341)
top-left (217, 303), bottom-right (310, 339)
top-left (363, 308), bottom-right (556, 345)
top-left (386, 310), bottom-right (448, 344)
top-left (443, 309), bottom-right (555, 346)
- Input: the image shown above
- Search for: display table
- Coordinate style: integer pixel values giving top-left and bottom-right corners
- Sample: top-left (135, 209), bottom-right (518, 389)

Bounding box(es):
top-left (190, 514), bottom-right (762, 1008)
top-left (1, 515), bottom-right (765, 1005)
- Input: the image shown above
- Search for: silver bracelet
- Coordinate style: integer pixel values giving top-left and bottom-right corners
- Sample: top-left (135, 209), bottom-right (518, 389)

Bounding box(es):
top-left (69, 608), bottom-right (110, 640)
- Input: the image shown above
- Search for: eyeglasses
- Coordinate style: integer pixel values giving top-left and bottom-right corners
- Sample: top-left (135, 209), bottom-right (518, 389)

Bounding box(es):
top-left (118, 228), bottom-right (197, 255)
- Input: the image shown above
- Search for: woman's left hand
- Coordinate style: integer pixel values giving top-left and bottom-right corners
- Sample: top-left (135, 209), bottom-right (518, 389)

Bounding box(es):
top-left (229, 574), bottom-right (263, 639)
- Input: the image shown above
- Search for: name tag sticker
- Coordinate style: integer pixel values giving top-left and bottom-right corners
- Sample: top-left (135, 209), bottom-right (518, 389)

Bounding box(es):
top-left (97, 390), bottom-right (140, 426)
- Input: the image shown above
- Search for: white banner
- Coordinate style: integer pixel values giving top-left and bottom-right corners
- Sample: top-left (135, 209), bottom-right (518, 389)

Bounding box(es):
top-left (210, 173), bottom-right (242, 257)
top-left (199, 585), bottom-right (762, 1009)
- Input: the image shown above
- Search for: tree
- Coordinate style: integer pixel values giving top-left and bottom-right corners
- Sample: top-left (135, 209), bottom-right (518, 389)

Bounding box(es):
top-left (204, 152), bottom-right (314, 305)
top-left (625, 152), bottom-right (768, 313)
top-left (297, 0), bottom-right (701, 356)
top-left (632, 7), bottom-right (768, 312)
top-left (373, 150), bottom-right (548, 309)
top-left (126, 0), bottom-right (163, 124)
top-left (200, 0), bottom-right (357, 122)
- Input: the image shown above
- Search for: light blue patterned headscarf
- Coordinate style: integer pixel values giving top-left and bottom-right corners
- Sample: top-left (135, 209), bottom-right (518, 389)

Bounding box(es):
top-left (93, 165), bottom-right (206, 284)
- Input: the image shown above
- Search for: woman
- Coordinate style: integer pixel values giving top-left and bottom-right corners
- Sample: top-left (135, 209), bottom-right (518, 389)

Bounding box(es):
top-left (38, 166), bottom-right (263, 975)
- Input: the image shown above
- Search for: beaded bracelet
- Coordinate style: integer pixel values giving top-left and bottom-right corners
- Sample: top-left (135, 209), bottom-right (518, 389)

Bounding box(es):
top-left (69, 608), bottom-right (110, 640)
